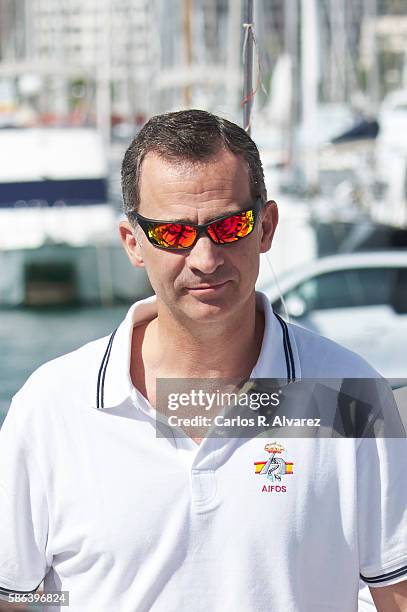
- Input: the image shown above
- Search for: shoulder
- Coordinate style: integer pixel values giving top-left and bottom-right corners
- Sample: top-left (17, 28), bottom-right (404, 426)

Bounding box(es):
top-left (286, 320), bottom-right (380, 378)
top-left (10, 334), bottom-right (113, 420)
top-left (0, 332), bottom-right (119, 480)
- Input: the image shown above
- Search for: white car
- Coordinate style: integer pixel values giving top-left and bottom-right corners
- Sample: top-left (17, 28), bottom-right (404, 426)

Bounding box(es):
top-left (257, 251), bottom-right (407, 379)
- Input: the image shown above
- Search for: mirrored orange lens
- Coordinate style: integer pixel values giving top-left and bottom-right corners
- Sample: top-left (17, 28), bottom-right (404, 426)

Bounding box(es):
top-left (148, 223), bottom-right (197, 249)
top-left (207, 210), bottom-right (255, 244)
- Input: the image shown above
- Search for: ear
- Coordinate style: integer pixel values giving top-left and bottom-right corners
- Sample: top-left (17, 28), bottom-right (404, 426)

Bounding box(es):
top-left (259, 200), bottom-right (278, 253)
top-left (118, 220), bottom-right (145, 268)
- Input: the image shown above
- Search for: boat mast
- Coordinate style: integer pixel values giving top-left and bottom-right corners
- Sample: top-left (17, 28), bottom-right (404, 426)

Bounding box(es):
top-left (364, 0), bottom-right (380, 113)
top-left (301, 0), bottom-right (319, 192)
top-left (96, 0), bottom-right (112, 147)
top-left (242, 0), bottom-right (254, 134)
top-left (182, 0), bottom-right (193, 107)
top-left (226, 0), bottom-right (242, 117)
top-left (284, 0), bottom-right (299, 174)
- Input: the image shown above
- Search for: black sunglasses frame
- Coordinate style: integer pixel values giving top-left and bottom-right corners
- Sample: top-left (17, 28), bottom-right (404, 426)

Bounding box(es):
top-left (127, 197), bottom-right (263, 251)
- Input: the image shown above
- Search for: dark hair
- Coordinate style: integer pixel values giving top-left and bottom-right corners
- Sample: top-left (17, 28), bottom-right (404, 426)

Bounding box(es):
top-left (121, 109), bottom-right (267, 214)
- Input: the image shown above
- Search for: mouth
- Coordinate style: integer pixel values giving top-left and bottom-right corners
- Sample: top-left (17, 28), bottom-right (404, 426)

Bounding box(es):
top-left (186, 281), bottom-right (230, 292)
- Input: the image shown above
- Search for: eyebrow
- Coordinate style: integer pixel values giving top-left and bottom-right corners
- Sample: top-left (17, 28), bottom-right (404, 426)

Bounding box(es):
top-left (150, 203), bottom-right (253, 225)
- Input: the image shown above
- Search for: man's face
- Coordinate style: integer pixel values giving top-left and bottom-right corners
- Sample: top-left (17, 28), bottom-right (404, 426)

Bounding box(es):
top-left (119, 148), bottom-right (278, 324)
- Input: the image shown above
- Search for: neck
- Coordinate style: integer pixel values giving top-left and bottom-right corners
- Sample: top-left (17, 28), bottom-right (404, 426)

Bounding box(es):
top-left (143, 293), bottom-right (264, 379)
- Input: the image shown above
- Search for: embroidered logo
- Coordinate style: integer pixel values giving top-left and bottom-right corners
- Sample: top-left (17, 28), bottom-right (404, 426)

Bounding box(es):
top-left (254, 442), bottom-right (294, 492)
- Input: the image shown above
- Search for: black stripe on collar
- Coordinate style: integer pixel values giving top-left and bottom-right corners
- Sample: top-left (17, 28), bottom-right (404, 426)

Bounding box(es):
top-left (96, 329), bottom-right (117, 409)
top-left (360, 563), bottom-right (407, 584)
top-left (274, 313), bottom-right (296, 382)
top-left (0, 580), bottom-right (43, 595)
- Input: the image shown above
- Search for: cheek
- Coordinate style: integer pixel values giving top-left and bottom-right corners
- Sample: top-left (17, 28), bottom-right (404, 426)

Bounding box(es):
top-left (227, 241), bottom-right (261, 283)
top-left (142, 250), bottom-right (185, 291)
top-left (236, 231), bottom-right (261, 264)
top-left (242, 251), bottom-right (260, 285)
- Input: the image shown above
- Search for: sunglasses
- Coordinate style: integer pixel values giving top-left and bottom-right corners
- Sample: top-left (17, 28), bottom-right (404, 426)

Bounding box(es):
top-left (127, 198), bottom-right (263, 251)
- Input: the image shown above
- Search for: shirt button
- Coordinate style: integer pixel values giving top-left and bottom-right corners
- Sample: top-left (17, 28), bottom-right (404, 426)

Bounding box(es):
top-left (190, 470), bottom-right (217, 507)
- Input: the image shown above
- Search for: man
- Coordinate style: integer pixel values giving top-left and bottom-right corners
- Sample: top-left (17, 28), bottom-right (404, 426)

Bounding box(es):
top-left (0, 110), bottom-right (406, 611)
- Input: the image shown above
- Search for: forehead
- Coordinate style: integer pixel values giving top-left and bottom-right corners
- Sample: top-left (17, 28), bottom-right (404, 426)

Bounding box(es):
top-left (138, 149), bottom-right (252, 221)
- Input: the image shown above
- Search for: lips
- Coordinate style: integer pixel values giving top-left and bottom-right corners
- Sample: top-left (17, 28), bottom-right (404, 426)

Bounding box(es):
top-left (187, 281), bottom-right (229, 290)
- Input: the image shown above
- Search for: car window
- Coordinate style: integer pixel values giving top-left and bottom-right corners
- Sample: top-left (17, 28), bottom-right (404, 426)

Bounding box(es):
top-left (279, 267), bottom-right (397, 314)
top-left (392, 267), bottom-right (407, 314)
top-left (353, 268), bottom-right (395, 306)
top-left (288, 271), bottom-right (356, 311)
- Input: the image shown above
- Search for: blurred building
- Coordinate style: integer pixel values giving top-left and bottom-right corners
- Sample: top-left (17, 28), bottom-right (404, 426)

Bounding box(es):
top-left (0, 0), bottom-right (405, 126)
top-left (0, 0), bottom-right (26, 61)
top-left (153, 0), bottom-right (241, 116)
top-left (26, 0), bottom-right (156, 119)
top-left (0, 0), bottom-right (157, 126)
top-left (378, 0), bottom-right (406, 14)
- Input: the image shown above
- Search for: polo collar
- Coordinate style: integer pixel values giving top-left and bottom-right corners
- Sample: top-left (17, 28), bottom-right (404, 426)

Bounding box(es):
top-left (95, 292), bottom-right (300, 410)
top-left (251, 292), bottom-right (300, 381)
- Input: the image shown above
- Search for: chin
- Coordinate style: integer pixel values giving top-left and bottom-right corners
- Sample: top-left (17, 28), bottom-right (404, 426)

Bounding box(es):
top-left (181, 294), bottom-right (238, 322)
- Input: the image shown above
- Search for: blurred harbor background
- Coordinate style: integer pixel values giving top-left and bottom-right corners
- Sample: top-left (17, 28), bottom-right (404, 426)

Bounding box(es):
top-left (1, 0), bottom-right (407, 425)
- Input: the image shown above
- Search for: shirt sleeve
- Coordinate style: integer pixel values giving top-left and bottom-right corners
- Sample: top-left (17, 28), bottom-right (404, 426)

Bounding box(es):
top-left (357, 435), bottom-right (407, 588)
top-left (0, 397), bottom-right (49, 594)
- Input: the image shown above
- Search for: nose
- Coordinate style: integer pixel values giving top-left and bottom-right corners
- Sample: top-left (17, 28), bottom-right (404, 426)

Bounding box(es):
top-left (186, 234), bottom-right (225, 274)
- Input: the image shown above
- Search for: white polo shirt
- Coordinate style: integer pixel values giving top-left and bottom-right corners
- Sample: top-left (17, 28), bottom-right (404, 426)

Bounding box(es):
top-left (0, 292), bottom-right (406, 612)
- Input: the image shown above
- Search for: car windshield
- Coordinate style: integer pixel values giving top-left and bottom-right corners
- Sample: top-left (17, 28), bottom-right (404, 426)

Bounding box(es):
top-left (277, 267), bottom-right (407, 314)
